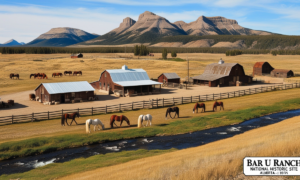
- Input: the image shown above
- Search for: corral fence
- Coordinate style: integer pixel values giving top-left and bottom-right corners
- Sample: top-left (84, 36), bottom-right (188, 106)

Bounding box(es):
top-left (0, 83), bottom-right (299, 126)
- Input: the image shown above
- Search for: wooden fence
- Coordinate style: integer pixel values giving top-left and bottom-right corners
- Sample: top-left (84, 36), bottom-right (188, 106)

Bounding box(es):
top-left (0, 83), bottom-right (299, 126)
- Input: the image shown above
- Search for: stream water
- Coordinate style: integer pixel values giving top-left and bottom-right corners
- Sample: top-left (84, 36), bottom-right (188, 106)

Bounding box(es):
top-left (1, 109), bottom-right (300, 175)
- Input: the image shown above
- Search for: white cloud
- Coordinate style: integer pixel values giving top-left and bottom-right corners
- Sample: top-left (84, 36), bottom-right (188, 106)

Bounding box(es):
top-left (84, 0), bottom-right (211, 6)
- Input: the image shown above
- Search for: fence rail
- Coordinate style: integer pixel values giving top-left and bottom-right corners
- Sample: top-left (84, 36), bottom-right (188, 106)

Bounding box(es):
top-left (0, 83), bottom-right (299, 126)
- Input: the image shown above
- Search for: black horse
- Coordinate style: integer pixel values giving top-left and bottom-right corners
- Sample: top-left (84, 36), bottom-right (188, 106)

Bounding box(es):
top-left (61, 112), bottom-right (80, 126)
top-left (165, 107), bottom-right (179, 119)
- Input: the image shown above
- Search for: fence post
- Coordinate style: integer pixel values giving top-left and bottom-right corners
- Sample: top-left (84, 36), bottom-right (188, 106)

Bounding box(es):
top-left (132, 102), bottom-right (134, 110)
top-left (78, 108), bottom-right (79, 114)
top-left (48, 111), bottom-right (49, 120)
top-left (119, 104), bottom-right (121, 112)
top-left (182, 97), bottom-right (183, 104)
top-left (92, 107), bottom-right (93, 116)
top-left (143, 101), bottom-right (144, 109)
top-left (62, 109), bottom-right (63, 116)
top-left (12, 115), bottom-right (13, 124)
top-left (206, 95), bottom-right (207, 101)
top-left (220, 93), bottom-right (222, 99)
top-left (191, 96), bottom-right (192, 103)
top-left (105, 105), bottom-right (107, 114)
top-left (163, 98), bottom-right (164, 107)
top-left (32, 113), bottom-right (35, 122)
top-left (244, 90), bottom-right (245, 95)
top-left (285, 84), bottom-right (286, 89)
top-left (228, 92), bottom-right (229, 98)
top-left (198, 95), bottom-right (200, 102)
top-left (156, 98), bottom-right (158, 108)
top-left (213, 94), bottom-right (215, 100)
top-left (152, 99), bottom-right (153, 108)
top-left (234, 91), bottom-right (235, 97)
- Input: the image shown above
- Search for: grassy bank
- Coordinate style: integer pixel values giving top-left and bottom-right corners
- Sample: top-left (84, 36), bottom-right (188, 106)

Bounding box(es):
top-left (1, 98), bottom-right (300, 161)
top-left (0, 149), bottom-right (176, 180)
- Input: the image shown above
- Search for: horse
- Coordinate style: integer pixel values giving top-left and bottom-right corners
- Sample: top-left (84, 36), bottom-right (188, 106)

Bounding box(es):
top-left (52, 73), bottom-right (62, 77)
top-left (30, 74), bottom-right (36, 79)
top-left (86, 119), bottom-right (105, 133)
top-left (64, 71), bottom-right (72, 75)
top-left (10, 73), bottom-right (19, 79)
top-left (37, 73), bottom-right (47, 79)
top-left (73, 71), bottom-right (82, 76)
top-left (61, 112), bottom-right (80, 126)
top-left (193, 102), bottom-right (206, 113)
top-left (110, 115), bottom-right (130, 128)
top-left (137, 114), bottom-right (152, 128)
top-left (165, 107), bottom-right (179, 119)
top-left (213, 101), bottom-right (224, 111)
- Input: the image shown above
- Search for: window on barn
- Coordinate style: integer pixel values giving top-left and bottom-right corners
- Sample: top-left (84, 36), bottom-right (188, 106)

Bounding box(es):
top-left (71, 93), bottom-right (75, 97)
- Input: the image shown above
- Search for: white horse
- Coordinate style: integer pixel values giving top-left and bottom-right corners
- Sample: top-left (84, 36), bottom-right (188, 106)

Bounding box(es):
top-left (137, 114), bottom-right (152, 128)
top-left (86, 119), bottom-right (105, 133)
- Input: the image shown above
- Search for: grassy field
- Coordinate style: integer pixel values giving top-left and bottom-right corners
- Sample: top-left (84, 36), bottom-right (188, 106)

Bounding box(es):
top-left (59, 115), bottom-right (300, 180)
top-left (1, 53), bottom-right (300, 95)
top-left (1, 96), bottom-right (300, 179)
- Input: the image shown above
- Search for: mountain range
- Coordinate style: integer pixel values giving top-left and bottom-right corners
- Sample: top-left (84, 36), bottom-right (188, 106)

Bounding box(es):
top-left (0, 39), bottom-right (25, 46)
top-left (3, 11), bottom-right (275, 47)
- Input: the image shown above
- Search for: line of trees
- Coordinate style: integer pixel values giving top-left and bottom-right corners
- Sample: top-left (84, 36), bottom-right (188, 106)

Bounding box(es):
top-left (225, 50), bottom-right (243, 56)
top-left (134, 45), bottom-right (149, 56)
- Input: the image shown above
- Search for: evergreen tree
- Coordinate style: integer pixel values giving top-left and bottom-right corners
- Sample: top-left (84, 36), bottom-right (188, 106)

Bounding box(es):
top-left (134, 45), bottom-right (140, 56)
top-left (171, 51), bottom-right (177, 57)
top-left (162, 48), bottom-right (168, 59)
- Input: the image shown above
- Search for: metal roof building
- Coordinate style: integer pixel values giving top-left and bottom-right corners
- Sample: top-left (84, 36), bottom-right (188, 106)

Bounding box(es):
top-left (158, 73), bottom-right (181, 84)
top-left (35, 81), bottom-right (95, 103)
top-left (90, 65), bottom-right (162, 97)
top-left (193, 60), bottom-right (252, 87)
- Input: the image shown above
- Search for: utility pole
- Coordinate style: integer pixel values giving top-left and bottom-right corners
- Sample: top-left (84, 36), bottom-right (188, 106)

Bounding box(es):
top-left (187, 55), bottom-right (189, 89)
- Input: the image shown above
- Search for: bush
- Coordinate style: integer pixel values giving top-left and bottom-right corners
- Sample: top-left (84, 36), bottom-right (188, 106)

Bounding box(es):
top-left (162, 48), bottom-right (168, 59)
top-left (171, 51), bottom-right (177, 57)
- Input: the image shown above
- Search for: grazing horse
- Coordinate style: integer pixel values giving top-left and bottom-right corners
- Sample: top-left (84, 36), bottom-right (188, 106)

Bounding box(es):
top-left (64, 71), bottom-right (72, 75)
top-left (193, 102), bottom-right (206, 113)
top-left (86, 119), bottom-right (105, 133)
top-left (30, 74), bottom-right (36, 79)
top-left (10, 73), bottom-right (19, 79)
top-left (37, 73), bottom-right (48, 79)
top-left (213, 101), bottom-right (224, 111)
top-left (110, 115), bottom-right (130, 128)
top-left (73, 71), bottom-right (82, 76)
top-left (61, 112), bottom-right (80, 126)
top-left (165, 107), bottom-right (179, 119)
top-left (137, 114), bottom-right (152, 128)
top-left (52, 73), bottom-right (62, 77)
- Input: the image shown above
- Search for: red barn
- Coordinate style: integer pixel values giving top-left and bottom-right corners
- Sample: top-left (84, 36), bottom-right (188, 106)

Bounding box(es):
top-left (252, 62), bottom-right (274, 76)
top-left (158, 73), bottom-right (180, 84)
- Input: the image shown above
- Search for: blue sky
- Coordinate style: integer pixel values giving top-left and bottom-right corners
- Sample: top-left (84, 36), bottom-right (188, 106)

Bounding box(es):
top-left (1, 0), bottom-right (300, 43)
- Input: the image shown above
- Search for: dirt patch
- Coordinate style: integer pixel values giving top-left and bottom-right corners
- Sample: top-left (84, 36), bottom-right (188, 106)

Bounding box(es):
top-left (212, 40), bottom-right (246, 49)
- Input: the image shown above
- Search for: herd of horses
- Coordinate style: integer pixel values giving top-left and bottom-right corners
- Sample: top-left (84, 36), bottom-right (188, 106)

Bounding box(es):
top-left (60, 101), bottom-right (224, 134)
top-left (9, 71), bottom-right (83, 80)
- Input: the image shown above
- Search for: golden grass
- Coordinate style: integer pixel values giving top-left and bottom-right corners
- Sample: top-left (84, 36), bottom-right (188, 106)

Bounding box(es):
top-left (60, 115), bottom-right (300, 180)
top-left (1, 53), bottom-right (300, 95)
top-left (0, 88), bottom-right (300, 144)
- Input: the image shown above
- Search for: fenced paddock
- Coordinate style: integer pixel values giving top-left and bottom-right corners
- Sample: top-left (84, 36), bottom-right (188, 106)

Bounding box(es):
top-left (0, 83), bottom-right (299, 126)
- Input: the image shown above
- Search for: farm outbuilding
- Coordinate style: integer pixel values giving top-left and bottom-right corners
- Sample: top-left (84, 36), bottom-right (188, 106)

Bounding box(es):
top-left (252, 62), bottom-right (274, 76)
top-left (90, 65), bottom-right (162, 97)
top-left (35, 81), bottom-right (94, 103)
top-left (193, 59), bottom-right (252, 87)
top-left (271, 69), bottom-right (294, 78)
top-left (158, 73), bottom-right (180, 84)
top-left (71, 53), bottom-right (83, 58)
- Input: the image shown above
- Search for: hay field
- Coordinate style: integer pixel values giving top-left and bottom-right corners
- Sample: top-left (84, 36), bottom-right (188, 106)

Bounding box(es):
top-left (1, 53), bottom-right (300, 95)
top-left (60, 115), bottom-right (300, 180)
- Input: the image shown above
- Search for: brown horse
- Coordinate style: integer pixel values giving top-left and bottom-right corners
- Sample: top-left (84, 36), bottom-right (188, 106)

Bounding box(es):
top-left (165, 107), bottom-right (179, 119)
top-left (61, 112), bottom-right (80, 126)
top-left (193, 102), bottom-right (205, 113)
top-left (52, 73), bottom-right (63, 77)
top-left (30, 74), bottom-right (36, 79)
top-left (110, 115), bottom-right (130, 128)
top-left (35, 73), bottom-right (48, 79)
top-left (73, 71), bottom-right (82, 76)
top-left (213, 101), bottom-right (224, 111)
top-left (10, 73), bottom-right (19, 79)
top-left (64, 71), bottom-right (72, 75)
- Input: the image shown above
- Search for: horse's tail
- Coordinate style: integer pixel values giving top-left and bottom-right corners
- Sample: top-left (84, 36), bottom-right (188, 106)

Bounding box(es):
top-left (124, 116), bottom-right (130, 126)
top-left (148, 114), bottom-right (152, 126)
top-left (110, 119), bottom-right (114, 128)
top-left (86, 120), bottom-right (90, 133)
top-left (137, 115), bottom-right (142, 128)
top-left (61, 115), bottom-right (65, 126)
top-left (193, 106), bottom-right (195, 113)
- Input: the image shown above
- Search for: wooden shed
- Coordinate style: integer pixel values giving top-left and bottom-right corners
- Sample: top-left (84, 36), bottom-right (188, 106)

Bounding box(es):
top-left (252, 62), bottom-right (274, 76)
top-left (193, 60), bottom-right (252, 87)
top-left (35, 81), bottom-right (94, 103)
top-left (158, 73), bottom-right (180, 84)
top-left (271, 69), bottom-right (294, 78)
top-left (90, 65), bottom-right (162, 97)
top-left (71, 53), bottom-right (83, 58)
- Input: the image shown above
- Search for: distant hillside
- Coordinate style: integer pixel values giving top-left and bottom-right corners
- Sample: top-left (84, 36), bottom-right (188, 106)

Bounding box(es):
top-left (26, 27), bottom-right (99, 47)
top-left (78, 11), bottom-right (273, 46)
top-left (0, 39), bottom-right (24, 46)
